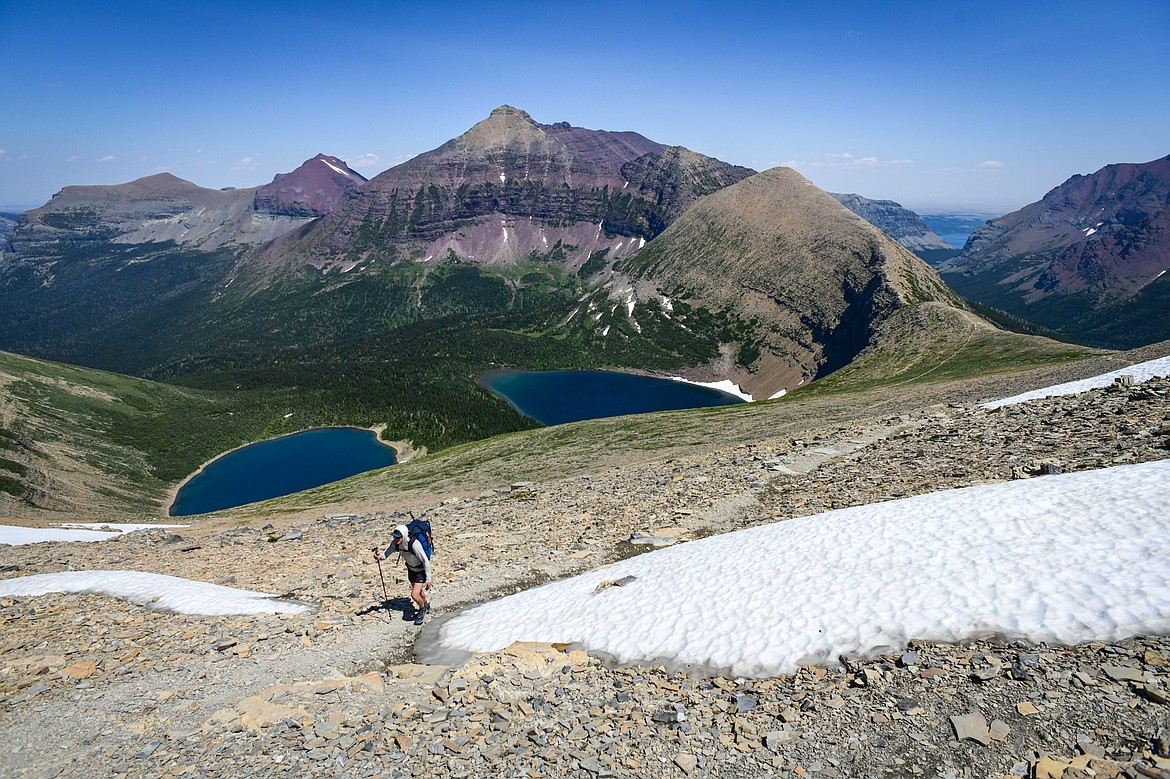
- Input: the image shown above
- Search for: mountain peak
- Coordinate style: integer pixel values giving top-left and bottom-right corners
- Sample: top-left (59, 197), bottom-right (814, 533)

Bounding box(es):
top-left (457, 105), bottom-right (549, 149)
top-left (489, 104), bottom-right (533, 120)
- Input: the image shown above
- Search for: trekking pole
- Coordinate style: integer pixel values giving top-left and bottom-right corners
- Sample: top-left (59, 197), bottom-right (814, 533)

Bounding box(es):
top-left (372, 547), bottom-right (389, 604)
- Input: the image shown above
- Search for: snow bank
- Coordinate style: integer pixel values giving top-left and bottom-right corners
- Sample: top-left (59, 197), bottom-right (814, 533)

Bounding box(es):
top-left (983, 355), bottom-right (1170, 409)
top-left (0, 523), bottom-right (187, 546)
top-left (669, 377), bottom-right (753, 402)
top-left (435, 460), bottom-right (1170, 677)
top-left (0, 570), bottom-right (313, 615)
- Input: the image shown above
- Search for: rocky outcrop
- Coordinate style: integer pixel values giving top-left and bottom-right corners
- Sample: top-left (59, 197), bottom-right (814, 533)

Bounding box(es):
top-left (0, 213), bottom-right (18, 244)
top-left (939, 154), bottom-right (1170, 347)
top-left (261, 106), bottom-right (752, 271)
top-left (623, 168), bottom-right (963, 397)
top-left (831, 192), bottom-right (951, 251)
top-left (252, 154), bottom-right (366, 218)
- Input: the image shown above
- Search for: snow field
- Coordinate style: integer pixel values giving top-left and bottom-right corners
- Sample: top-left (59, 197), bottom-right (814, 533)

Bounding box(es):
top-left (0, 570), bottom-right (313, 616)
top-left (435, 460), bottom-right (1170, 677)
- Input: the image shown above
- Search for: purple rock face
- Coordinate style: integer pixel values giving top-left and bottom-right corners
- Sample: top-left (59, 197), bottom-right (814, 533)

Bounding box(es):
top-left (253, 154), bottom-right (367, 218)
top-left (268, 106), bottom-right (753, 270)
top-left (945, 155), bottom-right (1170, 300)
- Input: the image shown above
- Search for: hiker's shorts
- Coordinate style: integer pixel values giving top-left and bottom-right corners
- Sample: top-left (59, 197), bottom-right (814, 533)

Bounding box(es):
top-left (407, 567), bottom-right (427, 584)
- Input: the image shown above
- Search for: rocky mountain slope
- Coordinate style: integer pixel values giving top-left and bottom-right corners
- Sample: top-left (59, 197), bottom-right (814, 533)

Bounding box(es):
top-left (938, 154), bottom-right (1170, 348)
top-left (1, 342), bottom-right (1166, 779)
top-left (623, 167), bottom-right (964, 397)
top-left (0, 212), bottom-right (18, 243)
top-left (831, 192), bottom-right (951, 252)
top-left (251, 153), bottom-right (366, 218)
top-left (261, 105), bottom-right (754, 271)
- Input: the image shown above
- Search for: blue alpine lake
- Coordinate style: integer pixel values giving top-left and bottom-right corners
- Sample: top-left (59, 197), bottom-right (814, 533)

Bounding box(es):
top-left (481, 369), bottom-right (745, 426)
top-left (170, 427), bottom-right (397, 516)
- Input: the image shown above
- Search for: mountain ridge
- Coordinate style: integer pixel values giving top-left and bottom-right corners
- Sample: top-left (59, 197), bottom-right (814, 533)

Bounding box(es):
top-left (939, 154), bottom-right (1170, 348)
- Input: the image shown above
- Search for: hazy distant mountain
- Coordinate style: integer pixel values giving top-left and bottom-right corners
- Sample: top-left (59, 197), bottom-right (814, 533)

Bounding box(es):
top-left (3, 154), bottom-right (365, 256)
top-left (260, 105), bottom-right (755, 271)
top-left (624, 168), bottom-right (964, 396)
top-left (939, 155), bottom-right (1170, 347)
top-left (830, 193), bottom-right (951, 252)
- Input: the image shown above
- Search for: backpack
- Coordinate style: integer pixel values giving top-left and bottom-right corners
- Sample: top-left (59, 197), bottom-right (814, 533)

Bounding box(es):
top-left (406, 516), bottom-right (433, 559)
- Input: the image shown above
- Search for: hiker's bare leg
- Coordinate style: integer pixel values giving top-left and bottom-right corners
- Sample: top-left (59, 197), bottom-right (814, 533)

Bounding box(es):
top-left (411, 582), bottom-right (427, 612)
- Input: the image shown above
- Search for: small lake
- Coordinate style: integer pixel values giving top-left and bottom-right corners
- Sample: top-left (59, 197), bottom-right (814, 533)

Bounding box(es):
top-left (170, 427), bottom-right (397, 516)
top-left (481, 369), bottom-right (745, 426)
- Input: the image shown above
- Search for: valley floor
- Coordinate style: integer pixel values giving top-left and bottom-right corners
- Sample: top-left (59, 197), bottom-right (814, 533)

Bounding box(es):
top-left (2, 352), bottom-right (1169, 778)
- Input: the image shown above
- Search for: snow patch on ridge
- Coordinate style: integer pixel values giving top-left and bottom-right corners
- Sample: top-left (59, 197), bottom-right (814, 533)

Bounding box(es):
top-left (982, 354), bottom-right (1170, 409)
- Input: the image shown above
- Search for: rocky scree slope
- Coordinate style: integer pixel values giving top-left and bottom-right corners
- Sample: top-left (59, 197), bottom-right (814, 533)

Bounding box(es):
top-left (939, 154), bottom-right (1170, 348)
top-left (623, 167), bottom-right (966, 399)
top-left (1, 364), bottom-right (1168, 779)
top-left (259, 105), bottom-right (755, 272)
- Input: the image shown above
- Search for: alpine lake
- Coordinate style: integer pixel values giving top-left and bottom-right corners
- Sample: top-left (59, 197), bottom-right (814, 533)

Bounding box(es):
top-left (171, 370), bottom-right (745, 515)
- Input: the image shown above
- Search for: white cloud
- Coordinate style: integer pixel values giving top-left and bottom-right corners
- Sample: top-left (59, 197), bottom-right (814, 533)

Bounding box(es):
top-left (233, 155), bottom-right (260, 170)
top-left (345, 152), bottom-right (386, 170)
top-left (783, 153), bottom-right (910, 170)
top-left (97, 155), bottom-right (115, 163)
top-left (979, 160), bottom-right (1005, 168)
top-left (66, 154), bottom-right (82, 163)
top-left (0, 148), bottom-right (7, 158)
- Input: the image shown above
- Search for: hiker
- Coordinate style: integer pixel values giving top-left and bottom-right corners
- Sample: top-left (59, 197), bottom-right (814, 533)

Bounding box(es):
top-left (374, 523), bottom-right (432, 624)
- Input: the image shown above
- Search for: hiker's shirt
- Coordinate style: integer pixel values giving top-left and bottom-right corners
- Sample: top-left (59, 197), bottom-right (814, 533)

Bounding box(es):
top-left (385, 539), bottom-right (432, 583)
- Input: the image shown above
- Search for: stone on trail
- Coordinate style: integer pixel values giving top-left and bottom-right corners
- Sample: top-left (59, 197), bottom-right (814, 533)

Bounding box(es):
top-left (950, 711), bottom-right (991, 746)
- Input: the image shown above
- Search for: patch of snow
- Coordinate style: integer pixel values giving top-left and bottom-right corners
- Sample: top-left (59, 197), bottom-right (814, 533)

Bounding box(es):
top-left (638, 238), bottom-right (645, 249)
top-left (661, 295), bottom-right (673, 312)
top-left (768, 388), bottom-right (788, 400)
top-left (0, 570), bottom-right (314, 615)
top-left (283, 413), bottom-right (294, 419)
top-left (626, 293), bottom-right (636, 317)
top-left (601, 325), bottom-right (610, 336)
top-left (1083, 227), bottom-right (1097, 237)
top-left (319, 158), bottom-right (351, 178)
top-left (434, 460), bottom-right (1170, 677)
top-left (1156, 269), bottom-right (1167, 280)
top-left (564, 308), bottom-right (578, 323)
top-left (669, 377), bottom-right (753, 402)
top-left (982, 354), bottom-right (1170, 409)
top-left (499, 173), bottom-right (506, 184)
top-left (0, 523), bottom-right (187, 547)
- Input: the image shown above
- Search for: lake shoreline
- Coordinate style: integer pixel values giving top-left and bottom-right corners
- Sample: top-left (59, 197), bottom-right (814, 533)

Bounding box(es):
top-left (479, 367), bottom-right (747, 427)
top-left (165, 424), bottom-right (401, 517)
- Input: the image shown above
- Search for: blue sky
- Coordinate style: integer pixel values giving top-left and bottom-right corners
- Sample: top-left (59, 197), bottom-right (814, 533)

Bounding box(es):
top-left (1, 0), bottom-right (1167, 213)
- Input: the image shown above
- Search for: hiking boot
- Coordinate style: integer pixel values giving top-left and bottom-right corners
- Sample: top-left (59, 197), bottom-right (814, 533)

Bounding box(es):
top-left (414, 603), bottom-right (428, 625)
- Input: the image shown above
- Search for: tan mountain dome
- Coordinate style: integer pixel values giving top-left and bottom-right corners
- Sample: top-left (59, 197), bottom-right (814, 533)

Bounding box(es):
top-left (624, 167), bottom-right (963, 397)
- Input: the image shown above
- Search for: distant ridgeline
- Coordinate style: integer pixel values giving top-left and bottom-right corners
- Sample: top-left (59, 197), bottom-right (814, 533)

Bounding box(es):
top-left (0, 105), bottom-right (1034, 489)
